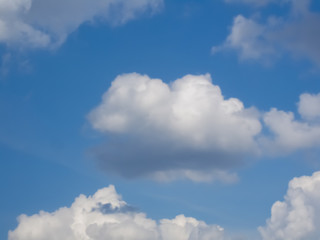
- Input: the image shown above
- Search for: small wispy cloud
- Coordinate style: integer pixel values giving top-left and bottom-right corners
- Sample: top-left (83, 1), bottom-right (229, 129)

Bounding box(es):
top-left (0, 0), bottom-right (163, 49)
top-left (215, 0), bottom-right (320, 67)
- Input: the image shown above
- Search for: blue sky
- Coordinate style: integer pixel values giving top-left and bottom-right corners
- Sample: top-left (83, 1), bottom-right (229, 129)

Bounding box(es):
top-left (1, 0), bottom-right (320, 239)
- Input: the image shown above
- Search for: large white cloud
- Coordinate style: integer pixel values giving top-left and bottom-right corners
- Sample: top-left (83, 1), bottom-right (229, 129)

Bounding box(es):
top-left (88, 73), bottom-right (261, 182)
top-left (214, 0), bottom-right (320, 66)
top-left (0, 0), bottom-right (163, 48)
top-left (88, 72), bottom-right (320, 182)
top-left (89, 73), bottom-right (261, 152)
top-left (9, 185), bottom-right (226, 240)
top-left (259, 171), bottom-right (320, 240)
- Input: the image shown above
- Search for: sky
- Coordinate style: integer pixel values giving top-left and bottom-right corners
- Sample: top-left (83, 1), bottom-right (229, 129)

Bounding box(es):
top-left (1, 0), bottom-right (320, 239)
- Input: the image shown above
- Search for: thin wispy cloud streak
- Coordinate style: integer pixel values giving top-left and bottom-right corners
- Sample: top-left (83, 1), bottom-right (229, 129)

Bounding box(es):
top-left (214, 0), bottom-right (320, 66)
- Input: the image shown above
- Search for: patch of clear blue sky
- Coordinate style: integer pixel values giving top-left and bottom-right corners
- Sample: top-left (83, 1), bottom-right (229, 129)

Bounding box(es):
top-left (1, 0), bottom-right (320, 238)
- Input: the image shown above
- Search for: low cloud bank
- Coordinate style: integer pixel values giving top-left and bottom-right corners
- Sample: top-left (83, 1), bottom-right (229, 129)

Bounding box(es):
top-left (10, 171), bottom-right (320, 239)
top-left (9, 185), bottom-right (225, 240)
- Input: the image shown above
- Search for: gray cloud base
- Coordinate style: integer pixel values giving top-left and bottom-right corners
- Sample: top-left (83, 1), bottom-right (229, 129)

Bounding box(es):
top-left (92, 137), bottom-right (242, 182)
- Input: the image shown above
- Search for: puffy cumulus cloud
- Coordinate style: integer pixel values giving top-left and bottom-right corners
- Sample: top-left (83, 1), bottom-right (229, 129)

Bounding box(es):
top-left (9, 185), bottom-right (226, 240)
top-left (88, 73), bottom-right (261, 182)
top-left (214, 0), bottom-right (320, 66)
top-left (89, 73), bottom-right (261, 152)
top-left (259, 171), bottom-right (320, 240)
top-left (159, 215), bottom-right (225, 240)
top-left (88, 73), bottom-right (320, 181)
top-left (261, 93), bottom-right (320, 154)
top-left (298, 93), bottom-right (320, 121)
top-left (0, 0), bottom-right (163, 48)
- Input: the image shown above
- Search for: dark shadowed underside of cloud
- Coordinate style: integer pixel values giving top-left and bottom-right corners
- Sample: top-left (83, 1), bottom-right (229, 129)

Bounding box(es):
top-left (215, 0), bottom-right (320, 66)
top-left (93, 138), bottom-right (242, 182)
top-left (88, 73), bottom-right (320, 182)
top-left (0, 0), bottom-right (163, 49)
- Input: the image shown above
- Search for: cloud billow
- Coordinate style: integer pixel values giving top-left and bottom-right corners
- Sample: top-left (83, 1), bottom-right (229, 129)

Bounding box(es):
top-left (259, 171), bottom-right (320, 240)
top-left (9, 171), bottom-right (320, 239)
top-left (88, 73), bottom-right (262, 182)
top-left (9, 185), bottom-right (225, 240)
top-left (88, 73), bottom-right (320, 182)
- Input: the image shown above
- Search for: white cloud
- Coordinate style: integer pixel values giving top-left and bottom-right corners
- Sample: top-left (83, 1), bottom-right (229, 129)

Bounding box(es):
top-left (89, 73), bottom-right (261, 152)
top-left (260, 93), bottom-right (320, 154)
top-left (0, 0), bottom-right (163, 48)
top-left (261, 100), bottom-right (320, 155)
top-left (260, 91), bottom-right (320, 155)
top-left (9, 185), bottom-right (226, 240)
top-left (159, 215), bottom-right (225, 240)
top-left (298, 93), bottom-right (320, 121)
top-left (11, 174), bottom-right (320, 240)
top-left (88, 73), bottom-right (320, 182)
top-left (88, 73), bottom-right (261, 182)
top-left (215, 0), bottom-right (320, 66)
top-left (259, 171), bottom-right (320, 240)
top-left (211, 15), bottom-right (276, 60)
